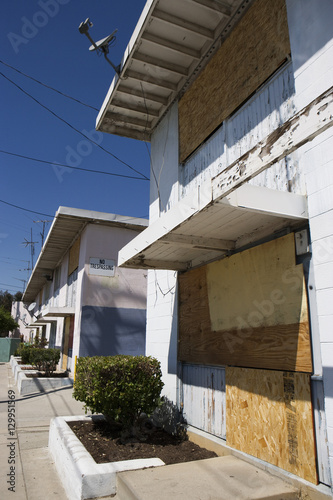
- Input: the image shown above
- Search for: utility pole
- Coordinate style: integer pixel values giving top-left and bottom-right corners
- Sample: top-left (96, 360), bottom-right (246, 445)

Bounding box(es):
top-left (33, 220), bottom-right (51, 247)
top-left (22, 229), bottom-right (38, 271)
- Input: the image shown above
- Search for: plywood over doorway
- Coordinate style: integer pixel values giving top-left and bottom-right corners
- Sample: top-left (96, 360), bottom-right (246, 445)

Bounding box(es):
top-left (226, 366), bottom-right (317, 484)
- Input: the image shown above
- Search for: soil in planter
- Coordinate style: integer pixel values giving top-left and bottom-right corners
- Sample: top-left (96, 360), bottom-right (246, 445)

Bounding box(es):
top-left (67, 420), bottom-right (217, 465)
top-left (25, 371), bottom-right (68, 378)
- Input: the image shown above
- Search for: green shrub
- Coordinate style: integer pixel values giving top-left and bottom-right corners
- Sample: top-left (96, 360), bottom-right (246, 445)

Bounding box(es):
top-left (29, 348), bottom-right (60, 376)
top-left (73, 355), bottom-right (164, 431)
top-left (18, 344), bottom-right (34, 365)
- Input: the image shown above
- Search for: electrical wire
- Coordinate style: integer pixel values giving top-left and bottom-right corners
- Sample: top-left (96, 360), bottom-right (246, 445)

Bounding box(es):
top-left (0, 149), bottom-right (148, 181)
top-left (0, 59), bottom-right (99, 111)
top-left (0, 199), bottom-right (53, 218)
top-left (0, 71), bottom-right (149, 181)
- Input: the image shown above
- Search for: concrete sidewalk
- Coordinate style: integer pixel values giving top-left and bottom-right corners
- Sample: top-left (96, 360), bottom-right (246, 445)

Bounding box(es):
top-left (0, 361), bottom-right (89, 500)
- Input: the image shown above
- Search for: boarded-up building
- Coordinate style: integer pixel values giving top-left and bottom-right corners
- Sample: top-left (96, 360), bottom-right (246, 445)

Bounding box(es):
top-left (96, 0), bottom-right (333, 491)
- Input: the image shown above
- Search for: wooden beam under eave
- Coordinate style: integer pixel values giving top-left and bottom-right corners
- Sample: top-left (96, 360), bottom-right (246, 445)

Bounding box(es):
top-left (161, 233), bottom-right (235, 251)
top-left (133, 52), bottom-right (189, 77)
top-left (141, 32), bottom-right (201, 59)
top-left (190, 0), bottom-right (232, 16)
top-left (123, 257), bottom-right (188, 271)
top-left (152, 9), bottom-right (215, 40)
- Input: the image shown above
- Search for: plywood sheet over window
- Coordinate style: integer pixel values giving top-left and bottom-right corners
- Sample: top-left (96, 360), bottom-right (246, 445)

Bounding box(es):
top-left (68, 237), bottom-right (80, 277)
top-left (226, 367), bottom-right (317, 484)
top-left (178, 0), bottom-right (291, 162)
top-left (178, 233), bottom-right (312, 373)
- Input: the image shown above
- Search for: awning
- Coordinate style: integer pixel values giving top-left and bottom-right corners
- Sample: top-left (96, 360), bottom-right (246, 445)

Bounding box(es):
top-left (22, 206), bottom-right (148, 304)
top-left (41, 306), bottom-right (75, 318)
top-left (118, 183), bottom-right (308, 271)
top-left (96, 0), bottom-right (253, 140)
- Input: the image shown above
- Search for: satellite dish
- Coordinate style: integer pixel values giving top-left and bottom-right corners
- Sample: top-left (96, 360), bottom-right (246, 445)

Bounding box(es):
top-left (28, 302), bottom-right (36, 312)
top-left (89, 30), bottom-right (117, 52)
top-left (78, 19), bottom-right (120, 75)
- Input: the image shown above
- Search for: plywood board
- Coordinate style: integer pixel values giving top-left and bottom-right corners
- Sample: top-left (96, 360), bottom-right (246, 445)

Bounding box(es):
top-left (178, 234), bottom-right (313, 373)
top-left (178, 0), bottom-right (291, 162)
top-left (226, 367), bottom-right (317, 484)
top-left (206, 233), bottom-right (308, 330)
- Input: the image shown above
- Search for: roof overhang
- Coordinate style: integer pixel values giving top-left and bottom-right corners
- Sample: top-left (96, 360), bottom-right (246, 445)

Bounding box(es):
top-left (118, 183), bottom-right (308, 270)
top-left (96, 0), bottom-right (254, 140)
top-left (23, 206), bottom-right (148, 304)
top-left (41, 306), bottom-right (75, 318)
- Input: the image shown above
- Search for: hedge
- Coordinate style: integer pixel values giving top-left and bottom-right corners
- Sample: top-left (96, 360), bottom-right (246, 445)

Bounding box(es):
top-left (73, 355), bottom-right (164, 430)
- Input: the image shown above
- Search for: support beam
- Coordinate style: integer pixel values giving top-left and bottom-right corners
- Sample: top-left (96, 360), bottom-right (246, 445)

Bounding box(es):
top-left (104, 111), bottom-right (153, 129)
top-left (133, 52), bottom-right (189, 77)
top-left (125, 257), bottom-right (188, 271)
top-left (191, 0), bottom-right (232, 16)
top-left (152, 9), bottom-right (214, 39)
top-left (161, 233), bottom-right (235, 251)
top-left (125, 69), bottom-right (178, 91)
top-left (117, 84), bottom-right (169, 106)
top-left (141, 32), bottom-right (201, 59)
top-left (111, 99), bottom-right (160, 117)
top-left (212, 86), bottom-right (333, 201)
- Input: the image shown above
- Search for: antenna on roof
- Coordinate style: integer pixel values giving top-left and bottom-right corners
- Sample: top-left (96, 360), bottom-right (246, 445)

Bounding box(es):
top-left (78, 18), bottom-right (120, 75)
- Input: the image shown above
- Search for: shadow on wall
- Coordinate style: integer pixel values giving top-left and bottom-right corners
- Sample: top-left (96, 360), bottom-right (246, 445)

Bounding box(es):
top-left (79, 306), bottom-right (146, 358)
top-left (286, 0), bottom-right (333, 73)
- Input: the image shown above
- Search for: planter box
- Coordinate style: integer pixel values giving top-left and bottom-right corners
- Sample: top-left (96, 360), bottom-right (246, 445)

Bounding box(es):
top-left (11, 356), bottom-right (72, 395)
top-left (49, 415), bottom-right (164, 500)
top-left (17, 369), bottom-right (73, 395)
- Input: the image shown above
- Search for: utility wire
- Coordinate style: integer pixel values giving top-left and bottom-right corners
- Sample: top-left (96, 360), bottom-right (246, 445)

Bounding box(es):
top-left (0, 149), bottom-right (148, 181)
top-left (0, 59), bottom-right (99, 111)
top-left (0, 71), bottom-right (149, 181)
top-left (0, 199), bottom-right (53, 218)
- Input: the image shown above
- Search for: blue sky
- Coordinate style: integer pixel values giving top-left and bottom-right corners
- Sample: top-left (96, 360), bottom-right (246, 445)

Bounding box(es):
top-left (1, 0), bottom-right (149, 295)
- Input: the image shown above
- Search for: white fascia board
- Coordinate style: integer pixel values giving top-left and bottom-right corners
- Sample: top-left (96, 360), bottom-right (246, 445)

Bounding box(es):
top-left (96, 0), bottom-right (156, 131)
top-left (57, 206), bottom-right (148, 228)
top-left (223, 184), bottom-right (308, 220)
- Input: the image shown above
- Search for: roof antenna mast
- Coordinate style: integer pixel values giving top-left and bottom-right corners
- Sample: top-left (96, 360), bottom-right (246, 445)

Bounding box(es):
top-left (78, 18), bottom-right (120, 75)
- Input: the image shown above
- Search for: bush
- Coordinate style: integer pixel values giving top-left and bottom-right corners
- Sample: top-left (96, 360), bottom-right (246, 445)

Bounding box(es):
top-left (73, 355), bottom-right (164, 432)
top-left (17, 343), bottom-right (60, 375)
top-left (29, 348), bottom-right (60, 376)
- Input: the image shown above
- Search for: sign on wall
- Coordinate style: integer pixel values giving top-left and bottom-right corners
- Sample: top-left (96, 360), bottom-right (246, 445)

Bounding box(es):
top-left (89, 258), bottom-right (115, 277)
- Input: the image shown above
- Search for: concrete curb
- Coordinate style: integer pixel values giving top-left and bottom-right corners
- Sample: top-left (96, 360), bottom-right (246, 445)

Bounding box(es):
top-left (48, 415), bottom-right (165, 500)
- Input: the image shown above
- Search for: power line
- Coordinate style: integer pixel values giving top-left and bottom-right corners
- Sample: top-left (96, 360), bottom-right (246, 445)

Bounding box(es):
top-left (0, 149), bottom-right (148, 181)
top-left (0, 199), bottom-right (53, 218)
top-left (0, 59), bottom-right (99, 111)
top-left (0, 71), bottom-right (149, 181)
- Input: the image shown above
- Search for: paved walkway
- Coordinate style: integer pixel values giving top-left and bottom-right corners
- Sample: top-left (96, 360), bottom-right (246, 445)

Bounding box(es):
top-left (0, 361), bottom-right (87, 500)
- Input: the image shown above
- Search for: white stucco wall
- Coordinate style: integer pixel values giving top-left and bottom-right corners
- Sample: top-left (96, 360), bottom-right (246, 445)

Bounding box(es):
top-left (286, 0), bottom-right (333, 483)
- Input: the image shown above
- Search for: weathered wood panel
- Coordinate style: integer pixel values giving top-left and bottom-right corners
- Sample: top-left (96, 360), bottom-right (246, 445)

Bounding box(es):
top-left (178, 234), bottom-right (313, 373)
top-left (182, 364), bottom-right (226, 438)
top-left (226, 367), bottom-right (317, 484)
top-left (68, 237), bottom-right (80, 276)
top-left (178, 0), bottom-right (291, 162)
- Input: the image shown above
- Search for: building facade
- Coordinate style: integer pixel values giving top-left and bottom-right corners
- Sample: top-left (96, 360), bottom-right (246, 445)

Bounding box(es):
top-left (96, 0), bottom-right (333, 491)
top-left (22, 206), bottom-right (148, 371)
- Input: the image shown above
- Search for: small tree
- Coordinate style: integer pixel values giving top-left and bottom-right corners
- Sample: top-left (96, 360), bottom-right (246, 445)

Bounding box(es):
top-left (0, 307), bottom-right (18, 337)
